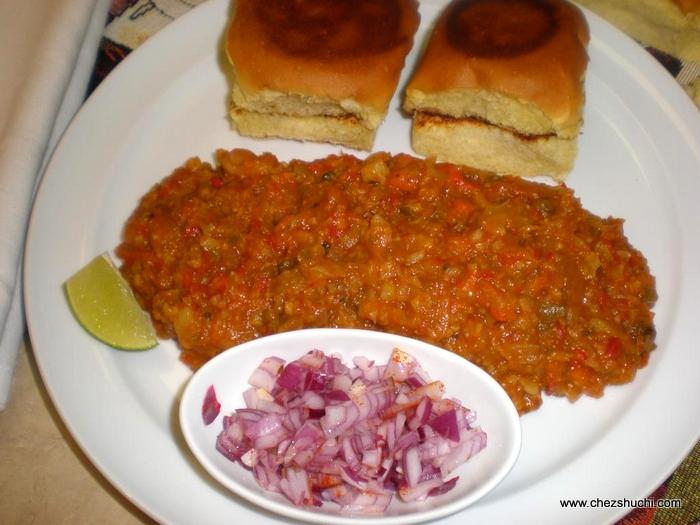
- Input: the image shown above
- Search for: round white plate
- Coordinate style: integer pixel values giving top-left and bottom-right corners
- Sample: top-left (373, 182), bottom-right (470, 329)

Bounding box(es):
top-left (24, 1), bottom-right (700, 524)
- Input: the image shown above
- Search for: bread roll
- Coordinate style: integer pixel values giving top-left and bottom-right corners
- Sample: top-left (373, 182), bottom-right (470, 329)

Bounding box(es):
top-left (576, 0), bottom-right (700, 63)
top-left (403, 0), bottom-right (590, 180)
top-left (226, 0), bottom-right (420, 150)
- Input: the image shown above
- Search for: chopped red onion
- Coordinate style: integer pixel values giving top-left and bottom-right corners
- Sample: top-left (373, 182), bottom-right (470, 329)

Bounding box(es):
top-left (307, 408), bottom-right (325, 419)
top-left (325, 389), bottom-right (351, 403)
top-left (428, 476), bottom-right (459, 497)
top-left (243, 387), bottom-right (286, 414)
top-left (398, 477), bottom-right (445, 502)
top-left (438, 428), bottom-right (488, 477)
top-left (320, 405), bottom-right (347, 437)
top-left (244, 413), bottom-right (288, 450)
top-left (298, 349), bottom-right (326, 370)
top-left (395, 429), bottom-right (419, 451)
top-left (248, 366), bottom-right (278, 393)
top-left (280, 468), bottom-right (311, 506)
top-left (240, 448), bottom-right (258, 468)
top-left (212, 347), bottom-right (487, 514)
top-left (332, 374), bottom-right (352, 392)
top-left (340, 464), bottom-right (367, 490)
top-left (429, 408), bottom-right (460, 442)
top-left (408, 396), bottom-right (432, 430)
top-left (277, 362), bottom-right (306, 391)
top-left (403, 446), bottom-right (422, 487)
top-left (259, 356), bottom-right (285, 375)
top-left (341, 490), bottom-right (392, 514)
top-left (202, 385), bottom-right (221, 425)
top-left (384, 347), bottom-right (420, 382)
top-left (362, 447), bottom-right (382, 468)
top-left (405, 374), bottom-right (426, 388)
top-left (303, 370), bottom-right (326, 392)
top-left (216, 414), bottom-right (247, 461)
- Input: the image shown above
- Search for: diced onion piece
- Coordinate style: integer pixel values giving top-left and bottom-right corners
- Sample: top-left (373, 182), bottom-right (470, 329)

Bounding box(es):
top-left (384, 348), bottom-right (419, 382)
top-left (280, 468), bottom-right (311, 506)
top-left (243, 387), bottom-right (286, 414)
top-left (298, 350), bottom-right (326, 370)
top-left (362, 448), bottom-right (382, 468)
top-left (398, 478), bottom-right (444, 502)
top-left (248, 357), bottom-right (284, 392)
top-left (277, 362), bottom-right (306, 391)
top-left (325, 389), bottom-right (351, 403)
top-left (321, 405), bottom-right (347, 437)
top-left (382, 381), bottom-right (446, 419)
top-left (332, 374), bottom-right (352, 392)
top-left (438, 428), bottom-right (487, 476)
top-left (429, 408), bottom-right (460, 442)
top-left (202, 385), bottom-right (221, 425)
top-left (408, 396), bottom-right (432, 430)
top-left (428, 477), bottom-right (459, 497)
top-left (240, 448), bottom-right (258, 468)
top-left (340, 491), bottom-right (392, 514)
top-left (403, 446), bottom-right (421, 487)
top-left (301, 390), bottom-right (325, 410)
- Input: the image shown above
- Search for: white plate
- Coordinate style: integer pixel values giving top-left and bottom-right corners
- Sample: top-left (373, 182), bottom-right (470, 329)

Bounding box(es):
top-left (24, 1), bottom-right (700, 524)
top-left (180, 329), bottom-right (522, 525)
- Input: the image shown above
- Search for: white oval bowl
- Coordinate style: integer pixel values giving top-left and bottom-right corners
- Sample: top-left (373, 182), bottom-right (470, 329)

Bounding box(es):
top-left (179, 328), bottom-right (521, 525)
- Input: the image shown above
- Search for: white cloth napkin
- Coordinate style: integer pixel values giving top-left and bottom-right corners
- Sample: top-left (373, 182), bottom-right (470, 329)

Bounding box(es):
top-left (0, 0), bottom-right (111, 409)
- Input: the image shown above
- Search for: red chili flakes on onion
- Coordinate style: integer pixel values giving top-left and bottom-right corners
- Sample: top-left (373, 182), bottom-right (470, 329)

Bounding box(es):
top-left (211, 348), bottom-right (487, 514)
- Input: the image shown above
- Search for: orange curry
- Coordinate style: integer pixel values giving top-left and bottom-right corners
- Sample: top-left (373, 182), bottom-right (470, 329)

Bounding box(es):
top-left (117, 149), bottom-right (656, 413)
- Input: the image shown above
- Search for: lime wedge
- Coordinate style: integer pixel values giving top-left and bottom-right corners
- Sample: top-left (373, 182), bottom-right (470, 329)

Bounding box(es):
top-left (64, 253), bottom-right (157, 351)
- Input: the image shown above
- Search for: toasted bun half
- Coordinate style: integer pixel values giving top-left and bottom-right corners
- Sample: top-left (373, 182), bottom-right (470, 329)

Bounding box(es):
top-left (226, 0), bottom-right (420, 150)
top-left (403, 0), bottom-right (589, 179)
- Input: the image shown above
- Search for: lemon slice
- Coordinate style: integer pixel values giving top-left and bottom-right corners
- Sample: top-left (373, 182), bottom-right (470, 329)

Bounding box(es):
top-left (64, 253), bottom-right (157, 351)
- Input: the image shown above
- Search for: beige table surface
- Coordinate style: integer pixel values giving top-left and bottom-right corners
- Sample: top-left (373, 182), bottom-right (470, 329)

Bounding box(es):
top-left (0, 339), bottom-right (153, 524)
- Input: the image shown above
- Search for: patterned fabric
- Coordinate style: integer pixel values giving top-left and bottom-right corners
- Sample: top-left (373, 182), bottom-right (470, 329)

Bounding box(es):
top-left (617, 438), bottom-right (700, 525)
top-left (88, 0), bottom-right (207, 93)
top-left (645, 46), bottom-right (700, 108)
top-left (88, 1), bottom-right (700, 523)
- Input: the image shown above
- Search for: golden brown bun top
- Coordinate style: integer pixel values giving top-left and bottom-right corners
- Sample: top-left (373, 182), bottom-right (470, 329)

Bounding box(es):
top-left (226, 0), bottom-right (420, 111)
top-left (673, 0), bottom-right (700, 15)
top-left (405, 0), bottom-right (590, 132)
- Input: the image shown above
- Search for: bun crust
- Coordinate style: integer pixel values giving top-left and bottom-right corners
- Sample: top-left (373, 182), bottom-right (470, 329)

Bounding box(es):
top-left (226, 0), bottom-right (420, 149)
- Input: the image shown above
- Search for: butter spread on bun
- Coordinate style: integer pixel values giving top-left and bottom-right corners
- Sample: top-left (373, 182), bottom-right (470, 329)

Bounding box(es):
top-left (225, 0), bottom-right (420, 151)
top-left (403, 0), bottom-right (590, 180)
